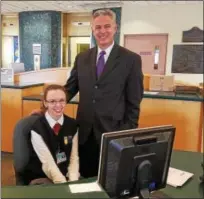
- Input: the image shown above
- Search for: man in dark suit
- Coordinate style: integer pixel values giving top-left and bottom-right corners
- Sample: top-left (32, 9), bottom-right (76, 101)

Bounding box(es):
top-left (64, 9), bottom-right (144, 178)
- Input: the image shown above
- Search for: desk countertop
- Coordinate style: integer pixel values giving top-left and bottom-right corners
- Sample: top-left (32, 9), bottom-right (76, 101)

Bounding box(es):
top-left (1, 82), bottom-right (44, 89)
top-left (22, 91), bottom-right (203, 102)
top-left (1, 151), bottom-right (203, 198)
top-left (143, 91), bottom-right (203, 102)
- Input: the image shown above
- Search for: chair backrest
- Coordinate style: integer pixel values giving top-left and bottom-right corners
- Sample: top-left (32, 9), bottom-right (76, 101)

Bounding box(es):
top-left (13, 114), bottom-right (40, 185)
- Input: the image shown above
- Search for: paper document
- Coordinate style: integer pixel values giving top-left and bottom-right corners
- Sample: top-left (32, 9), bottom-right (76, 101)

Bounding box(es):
top-left (69, 181), bottom-right (102, 193)
top-left (167, 167), bottom-right (194, 187)
top-left (144, 91), bottom-right (159, 95)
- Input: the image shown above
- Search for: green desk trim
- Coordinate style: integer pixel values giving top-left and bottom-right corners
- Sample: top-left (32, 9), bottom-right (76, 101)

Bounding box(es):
top-left (144, 93), bottom-right (203, 102)
top-left (1, 82), bottom-right (44, 89)
top-left (2, 151), bottom-right (203, 198)
top-left (22, 92), bottom-right (203, 103)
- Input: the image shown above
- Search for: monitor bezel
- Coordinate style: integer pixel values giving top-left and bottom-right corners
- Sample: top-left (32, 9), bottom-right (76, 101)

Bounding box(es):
top-left (97, 125), bottom-right (175, 192)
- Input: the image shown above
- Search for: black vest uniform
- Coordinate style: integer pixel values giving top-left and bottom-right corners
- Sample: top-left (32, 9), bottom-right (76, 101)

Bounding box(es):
top-left (21, 114), bottom-right (77, 185)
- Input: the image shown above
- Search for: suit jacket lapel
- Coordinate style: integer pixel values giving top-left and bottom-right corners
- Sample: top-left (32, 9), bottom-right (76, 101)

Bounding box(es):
top-left (97, 44), bottom-right (120, 82)
top-left (89, 47), bottom-right (97, 84)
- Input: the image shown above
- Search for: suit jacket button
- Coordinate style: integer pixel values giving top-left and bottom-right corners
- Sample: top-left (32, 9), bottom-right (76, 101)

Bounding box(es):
top-left (93, 99), bottom-right (96, 103)
top-left (95, 85), bottom-right (98, 89)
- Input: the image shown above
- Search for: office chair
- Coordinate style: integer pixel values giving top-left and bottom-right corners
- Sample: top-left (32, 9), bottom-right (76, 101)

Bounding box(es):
top-left (13, 114), bottom-right (40, 185)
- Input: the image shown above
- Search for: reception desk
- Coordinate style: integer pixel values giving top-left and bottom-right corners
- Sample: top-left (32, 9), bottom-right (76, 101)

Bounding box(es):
top-left (2, 151), bottom-right (203, 198)
top-left (139, 92), bottom-right (203, 152)
top-left (1, 68), bottom-right (203, 153)
top-left (1, 82), bottom-right (44, 152)
top-left (14, 67), bottom-right (70, 85)
top-left (22, 92), bottom-right (203, 152)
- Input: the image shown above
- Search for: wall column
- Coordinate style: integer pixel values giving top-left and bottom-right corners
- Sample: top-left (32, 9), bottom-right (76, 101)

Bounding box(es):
top-left (19, 11), bottom-right (61, 71)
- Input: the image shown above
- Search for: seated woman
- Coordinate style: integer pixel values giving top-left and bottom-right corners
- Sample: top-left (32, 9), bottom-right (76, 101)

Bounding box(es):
top-left (24, 84), bottom-right (79, 185)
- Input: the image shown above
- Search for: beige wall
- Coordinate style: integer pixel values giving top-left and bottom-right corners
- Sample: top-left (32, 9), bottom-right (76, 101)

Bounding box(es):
top-left (66, 13), bottom-right (91, 36)
top-left (120, 1), bottom-right (203, 85)
top-left (2, 15), bottom-right (19, 36)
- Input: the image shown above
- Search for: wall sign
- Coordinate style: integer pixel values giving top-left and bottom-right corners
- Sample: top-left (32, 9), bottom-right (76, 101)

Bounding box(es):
top-left (171, 44), bottom-right (203, 74)
top-left (33, 44), bottom-right (41, 55)
top-left (182, 27), bottom-right (204, 42)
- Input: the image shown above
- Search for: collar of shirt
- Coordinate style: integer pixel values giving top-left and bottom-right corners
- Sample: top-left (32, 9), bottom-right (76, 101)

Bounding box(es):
top-left (97, 41), bottom-right (114, 63)
top-left (45, 111), bottom-right (64, 128)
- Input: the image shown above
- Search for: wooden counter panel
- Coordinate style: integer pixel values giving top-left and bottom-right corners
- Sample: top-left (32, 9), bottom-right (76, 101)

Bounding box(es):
top-left (23, 101), bottom-right (41, 117)
top-left (14, 68), bottom-right (70, 85)
top-left (64, 104), bottom-right (75, 118)
top-left (73, 104), bottom-right (78, 119)
top-left (198, 102), bottom-right (203, 153)
top-left (201, 122), bottom-right (203, 153)
top-left (2, 84), bottom-right (48, 152)
top-left (139, 98), bottom-right (202, 152)
top-left (143, 74), bottom-right (150, 91)
top-left (1, 89), bottom-right (22, 152)
top-left (22, 86), bottom-right (43, 97)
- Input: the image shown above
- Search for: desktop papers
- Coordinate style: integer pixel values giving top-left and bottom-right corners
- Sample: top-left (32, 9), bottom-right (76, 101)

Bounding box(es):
top-left (167, 167), bottom-right (194, 187)
top-left (143, 91), bottom-right (159, 95)
top-left (69, 181), bottom-right (102, 193)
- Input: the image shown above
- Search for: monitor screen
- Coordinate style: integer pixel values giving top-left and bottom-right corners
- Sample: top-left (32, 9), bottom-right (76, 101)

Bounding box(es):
top-left (97, 125), bottom-right (175, 199)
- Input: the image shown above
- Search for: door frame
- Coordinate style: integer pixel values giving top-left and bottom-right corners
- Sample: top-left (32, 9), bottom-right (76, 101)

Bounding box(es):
top-left (68, 35), bottom-right (90, 67)
top-left (124, 33), bottom-right (168, 75)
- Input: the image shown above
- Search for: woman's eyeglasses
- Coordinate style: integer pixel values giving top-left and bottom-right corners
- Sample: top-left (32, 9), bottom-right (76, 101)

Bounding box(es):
top-left (46, 99), bottom-right (66, 105)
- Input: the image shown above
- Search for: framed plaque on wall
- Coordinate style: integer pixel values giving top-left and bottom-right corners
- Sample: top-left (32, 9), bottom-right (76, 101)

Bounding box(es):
top-left (171, 44), bottom-right (203, 74)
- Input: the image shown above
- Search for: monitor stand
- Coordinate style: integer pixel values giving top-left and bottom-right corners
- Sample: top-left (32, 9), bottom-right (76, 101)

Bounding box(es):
top-left (134, 160), bottom-right (152, 199)
top-left (110, 161), bottom-right (151, 199)
top-left (139, 188), bottom-right (150, 199)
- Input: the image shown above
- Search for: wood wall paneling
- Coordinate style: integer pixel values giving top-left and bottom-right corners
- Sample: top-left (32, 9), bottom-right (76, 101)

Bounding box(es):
top-left (2, 89), bottom-right (22, 152)
top-left (139, 98), bottom-right (201, 152)
top-left (1, 85), bottom-right (44, 152)
top-left (22, 86), bottom-right (43, 96)
top-left (23, 100), bottom-right (41, 117)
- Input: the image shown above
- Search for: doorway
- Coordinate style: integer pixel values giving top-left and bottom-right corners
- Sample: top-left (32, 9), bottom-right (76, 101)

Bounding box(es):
top-left (124, 34), bottom-right (168, 75)
top-left (68, 36), bottom-right (90, 67)
top-left (2, 36), bottom-right (14, 68)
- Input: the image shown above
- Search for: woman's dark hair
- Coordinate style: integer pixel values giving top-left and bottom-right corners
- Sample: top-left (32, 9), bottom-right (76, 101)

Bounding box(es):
top-left (41, 84), bottom-right (67, 113)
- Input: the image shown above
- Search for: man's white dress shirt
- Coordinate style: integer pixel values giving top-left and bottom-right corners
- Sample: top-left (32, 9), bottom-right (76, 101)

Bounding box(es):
top-left (96, 41), bottom-right (114, 64)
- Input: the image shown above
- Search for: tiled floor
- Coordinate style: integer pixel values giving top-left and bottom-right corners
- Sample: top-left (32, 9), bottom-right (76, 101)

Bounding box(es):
top-left (1, 152), bottom-right (16, 186)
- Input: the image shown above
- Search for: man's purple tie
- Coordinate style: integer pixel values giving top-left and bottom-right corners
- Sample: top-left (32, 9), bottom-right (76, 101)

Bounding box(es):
top-left (96, 51), bottom-right (106, 77)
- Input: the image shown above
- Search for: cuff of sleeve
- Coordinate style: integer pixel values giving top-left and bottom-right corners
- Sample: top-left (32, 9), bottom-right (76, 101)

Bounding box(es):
top-left (53, 177), bottom-right (67, 184)
top-left (68, 175), bottom-right (79, 182)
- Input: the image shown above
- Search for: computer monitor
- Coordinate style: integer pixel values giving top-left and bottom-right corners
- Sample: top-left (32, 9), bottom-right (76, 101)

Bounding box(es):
top-left (10, 63), bottom-right (25, 73)
top-left (97, 125), bottom-right (175, 199)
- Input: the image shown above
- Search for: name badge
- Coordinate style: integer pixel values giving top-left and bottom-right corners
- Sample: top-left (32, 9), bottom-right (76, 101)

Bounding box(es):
top-left (56, 152), bottom-right (67, 164)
